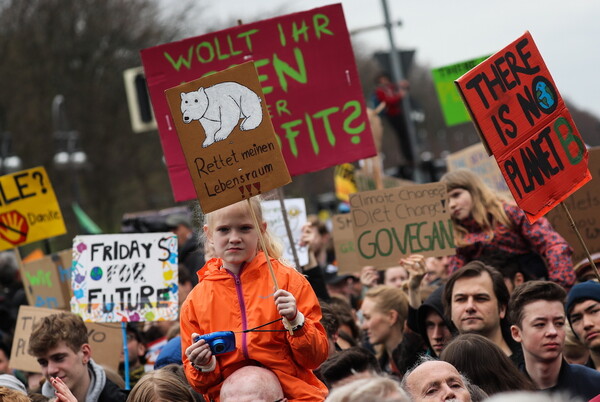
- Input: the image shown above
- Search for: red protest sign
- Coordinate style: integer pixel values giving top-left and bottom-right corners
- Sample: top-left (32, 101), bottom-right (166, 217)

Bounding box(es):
top-left (141, 4), bottom-right (375, 202)
top-left (455, 31), bottom-right (591, 222)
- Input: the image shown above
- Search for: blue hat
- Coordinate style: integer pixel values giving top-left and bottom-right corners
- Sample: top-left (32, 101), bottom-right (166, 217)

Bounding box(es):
top-left (154, 335), bottom-right (182, 369)
top-left (565, 280), bottom-right (600, 324)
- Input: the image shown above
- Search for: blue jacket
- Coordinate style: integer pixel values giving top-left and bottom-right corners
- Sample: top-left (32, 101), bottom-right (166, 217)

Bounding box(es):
top-left (542, 359), bottom-right (600, 400)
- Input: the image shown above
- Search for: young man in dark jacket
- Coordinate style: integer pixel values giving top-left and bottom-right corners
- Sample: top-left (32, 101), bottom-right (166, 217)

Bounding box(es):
top-left (510, 281), bottom-right (600, 400)
top-left (415, 285), bottom-right (456, 357)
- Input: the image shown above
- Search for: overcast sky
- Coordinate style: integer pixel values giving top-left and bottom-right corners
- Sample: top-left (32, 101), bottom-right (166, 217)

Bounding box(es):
top-left (202, 0), bottom-right (600, 118)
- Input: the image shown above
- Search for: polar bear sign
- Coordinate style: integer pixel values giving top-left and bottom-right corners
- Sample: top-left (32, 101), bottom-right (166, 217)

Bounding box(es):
top-left (165, 62), bottom-right (291, 213)
top-left (180, 82), bottom-right (263, 148)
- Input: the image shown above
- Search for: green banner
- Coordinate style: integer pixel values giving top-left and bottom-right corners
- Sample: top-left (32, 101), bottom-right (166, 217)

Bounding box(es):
top-left (72, 203), bottom-right (102, 234)
top-left (431, 55), bottom-right (490, 127)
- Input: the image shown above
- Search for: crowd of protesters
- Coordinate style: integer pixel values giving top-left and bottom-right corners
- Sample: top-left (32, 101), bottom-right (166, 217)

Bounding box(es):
top-left (0, 167), bottom-right (599, 402)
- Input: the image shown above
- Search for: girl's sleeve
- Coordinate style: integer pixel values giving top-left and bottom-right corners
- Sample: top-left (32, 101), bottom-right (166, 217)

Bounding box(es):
top-left (447, 253), bottom-right (467, 275)
top-left (285, 275), bottom-right (329, 370)
top-left (510, 205), bottom-right (576, 289)
top-left (180, 297), bottom-right (224, 395)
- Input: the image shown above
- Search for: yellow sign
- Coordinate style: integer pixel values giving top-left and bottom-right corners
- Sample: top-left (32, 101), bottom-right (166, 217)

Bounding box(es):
top-left (334, 164), bottom-right (357, 202)
top-left (0, 166), bottom-right (66, 250)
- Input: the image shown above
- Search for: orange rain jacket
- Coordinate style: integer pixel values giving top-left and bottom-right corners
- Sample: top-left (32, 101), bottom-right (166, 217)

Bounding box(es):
top-left (180, 252), bottom-right (329, 402)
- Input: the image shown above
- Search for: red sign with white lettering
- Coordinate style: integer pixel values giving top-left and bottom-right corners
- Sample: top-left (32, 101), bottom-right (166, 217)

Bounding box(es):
top-left (455, 31), bottom-right (591, 222)
top-left (141, 4), bottom-right (375, 201)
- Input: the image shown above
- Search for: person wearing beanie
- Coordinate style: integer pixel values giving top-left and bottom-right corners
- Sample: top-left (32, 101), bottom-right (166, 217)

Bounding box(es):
top-left (565, 280), bottom-right (600, 370)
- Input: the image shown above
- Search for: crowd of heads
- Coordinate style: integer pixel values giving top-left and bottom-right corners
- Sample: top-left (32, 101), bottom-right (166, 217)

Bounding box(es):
top-left (0, 178), bottom-right (598, 402)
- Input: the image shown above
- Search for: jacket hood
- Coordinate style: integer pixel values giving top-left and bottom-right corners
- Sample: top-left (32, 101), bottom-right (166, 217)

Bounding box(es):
top-left (416, 284), bottom-right (456, 356)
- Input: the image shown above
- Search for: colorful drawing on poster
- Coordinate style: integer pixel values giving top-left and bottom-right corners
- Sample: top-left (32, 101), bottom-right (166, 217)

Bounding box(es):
top-left (0, 166), bottom-right (65, 250)
top-left (70, 232), bottom-right (178, 322)
top-left (455, 31), bottom-right (591, 222)
top-left (165, 62), bottom-right (291, 213)
top-left (141, 4), bottom-right (375, 201)
top-left (180, 82), bottom-right (263, 148)
top-left (20, 249), bottom-right (73, 309)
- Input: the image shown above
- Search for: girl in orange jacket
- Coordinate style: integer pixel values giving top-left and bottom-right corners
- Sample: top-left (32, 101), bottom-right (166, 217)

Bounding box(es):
top-left (180, 198), bottom-right (329, 402)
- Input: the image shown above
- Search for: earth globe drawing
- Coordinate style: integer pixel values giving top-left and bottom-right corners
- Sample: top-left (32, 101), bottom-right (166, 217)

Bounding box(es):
top-left (90, 266), bottom-right (103, 281)
top-left (535, 80), bottom-right (555, 110)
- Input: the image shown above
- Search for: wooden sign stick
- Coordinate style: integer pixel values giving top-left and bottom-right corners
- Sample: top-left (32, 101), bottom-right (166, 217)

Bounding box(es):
top-left (560, 202), bottom-right (600, 281)
top-left (277, 187), bottom-right (301, 271)
top-left (246, 198), bottom-right (293, 334)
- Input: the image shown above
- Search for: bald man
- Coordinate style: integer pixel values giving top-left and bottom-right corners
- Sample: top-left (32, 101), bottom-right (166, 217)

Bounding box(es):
top-left (401, 359), bottom-right (471, 402)
top-left (220, 365), bottom-right (287, 402)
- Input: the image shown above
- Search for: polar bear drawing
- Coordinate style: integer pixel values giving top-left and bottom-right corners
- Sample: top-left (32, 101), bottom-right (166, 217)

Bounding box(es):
top-left (180, 82), bottom-right (263, 148)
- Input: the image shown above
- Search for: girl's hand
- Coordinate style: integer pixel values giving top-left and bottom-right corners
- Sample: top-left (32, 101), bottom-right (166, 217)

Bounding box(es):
top-left (274, 289), bottom-right (298, 321)
top-left (51, 377), bottom-right (77, 402)
top-left (186, 334), bottom-right (214, 367)
top-left (400, 254), bottom-right (426, 291)
top-left (360, 265), bottom-right (379, 288)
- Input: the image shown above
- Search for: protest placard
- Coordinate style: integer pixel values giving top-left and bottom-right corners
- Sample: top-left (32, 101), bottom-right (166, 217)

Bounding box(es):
top-left (331, 213), bottom-right (361, 274)
top-left (20, 249), bottom-right (73, 310)
top-left (432, 55), bottom-right (490, 127)
top-left (141, 4), bottom-right (375, 201)
top-left (455, 31), bottom-right (591, 222)
top-left (261, 198), bottom-right (308, 269)
top-left (349, 183), bottom-right (455, 267)
top-left (70, 232), bottom-right (178, 322)
top-left (0, 166), bottom-right (65, 251)
top-left (334, 164), bottom-right (358, 203)
top-left (165, 62), bottom-right (291, 213)
top-left (446, 142), bottom-right (513, 200)
top-left (10, 305), bottom-right (121, 373)
top-left (547, 147), bottom-right (600, 265)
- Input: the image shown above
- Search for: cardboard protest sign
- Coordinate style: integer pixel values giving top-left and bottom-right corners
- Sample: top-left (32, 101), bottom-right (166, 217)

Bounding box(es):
top-left (10, 305), bottom-right (121, 373)
top-left (165, 62), bottom-right (291, 213)
top-left (349, 183), bottom-right (455, 266)
top-left (0, 166), bottom-right (65, 251)
top-left (20, 249), bottom-right (73, 310)
top-left (332, 213), bottom-right (361, 274)
top-left (71, 233), bottom-right (178, 322)
top-left (455, 31), bottom-right (591, 222)
top-left (141, 4), bottom-right (376, 201)
top-left (261, 198), bottom-right (308, 269)
top-left (446, 142), bottom-right (513, 200)
top-left (547, 147), bottom-right (600, 265)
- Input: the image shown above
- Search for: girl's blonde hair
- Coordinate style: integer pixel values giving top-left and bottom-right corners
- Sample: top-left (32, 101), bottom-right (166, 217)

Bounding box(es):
top-left (440, 168), bottom-right (512, 247)
top-left (364, 285), bottom-right (408, 328)
top-left (202, 197), bottom-right (284, 260)
top-left (127, 367), bottom-right (196, 402)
